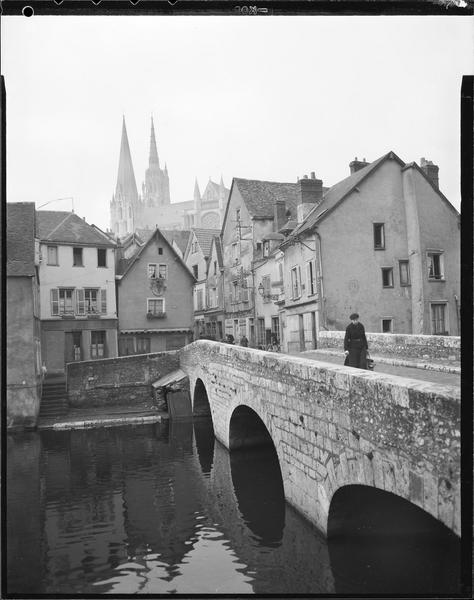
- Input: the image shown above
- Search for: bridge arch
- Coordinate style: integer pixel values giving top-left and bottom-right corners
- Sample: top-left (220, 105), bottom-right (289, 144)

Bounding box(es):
top-left (193, 378), bottom-right (212, 417)
top-left (229, 405), bottom-right (274, 451)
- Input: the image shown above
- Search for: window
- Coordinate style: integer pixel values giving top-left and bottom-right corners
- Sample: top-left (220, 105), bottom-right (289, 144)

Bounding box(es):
top-left (148, 263), bottom-right (157, 278)
top-left (291, 266), bottom-right (302, 299)
top-left (136, 337), bottom-right (150, 354)
top-left (307, 260), bottom-right (317, 295)
top-left (73, 247), bottom-right (83, 266)
top-left (431, 303), bottom-right (448, 335)
top-left (382, 318), bottom-right (393, 333)
top-left (427, 252), bottom-right (444, 280)
top-left (256, 242), bottom-right (262, 252)
top-left (51, 288), bottom-right (74, 315)
top-left (381, 267), bottom-right (394, 288)
top-left (192, 241), bottom-right (198, 254)
top-left (47, 245), bottom-right (58, 265)
top-left (241, 278), bottom-right (249, 303)
top-left (263, 241), bottom-right (270, 257)
top-left (236, 208), bottom-right (241, 221)
top-left (84, 288), bottom-right (99, 313)
top-left (262, 275), bottom-right (271, 302)
top-left (373, 223), bottom-right (385, 250)
top-left (97, 248), bottom-right (107, 267)
top-left (192, 264), bottom-right (198, 279)
top-left (148, 298), bottom-right (165, 315)
top-left (197, 289), bottom-right (204, 310)
top-left (158, 247), bottom-right (163, 255)
top-left (232, 281), bottom-right (239, 303)
top-left (158, 264), bottom-right (168, 279)
top-left (213, 260), bottom-right (217, 276)
top-left (399, 260), bottom-right (410, 286)
top-left (257, 318), bottom-right (266, 346)
top-left (271, 316), bottom-right (280, 341)
top-left (90, 330), bottom-right (106, 359)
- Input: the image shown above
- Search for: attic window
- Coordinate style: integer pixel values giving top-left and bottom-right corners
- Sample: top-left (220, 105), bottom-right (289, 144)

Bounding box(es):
top-left (256, 242), bottom-right (262, 252)
top-left (236, 208), bottom-right (241, 221)
top-left (158, 247), bottom-right (163, 255)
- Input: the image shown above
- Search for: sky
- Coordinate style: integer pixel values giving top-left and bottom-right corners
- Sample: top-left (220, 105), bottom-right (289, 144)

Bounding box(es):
top-left (2, 15), bottom-right (473, 231)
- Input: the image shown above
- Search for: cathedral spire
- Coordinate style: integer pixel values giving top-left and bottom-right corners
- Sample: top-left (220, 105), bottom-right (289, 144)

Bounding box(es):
top-left (149, 116), bottom-right (160, 168)
top-left (194, 177), bottom-right (201, 202)
top-left (115, 116), bottom-right (138, 201)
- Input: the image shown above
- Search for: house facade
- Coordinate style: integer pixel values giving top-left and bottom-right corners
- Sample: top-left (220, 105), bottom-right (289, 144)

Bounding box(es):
top-left (116, 228), bottom-right (194, 354)
top-left (202, 236), bottom-right (225, 340)
top-left (6, 203), bottom-right (43, 428)
top-left (281, 152), bottom-right (460, 352)
top-left (183, 228), bottom-right (220, 339)
top-left (37, 211), bottom-right (118, 373)
top-left (221, 178), bottom-right (299, 345)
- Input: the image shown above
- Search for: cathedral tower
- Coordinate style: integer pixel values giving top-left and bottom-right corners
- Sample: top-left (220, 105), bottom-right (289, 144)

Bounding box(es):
top-left (142, 117), bottom-right (170, 207)
top-left (110, 116), bottom-right (139, 237)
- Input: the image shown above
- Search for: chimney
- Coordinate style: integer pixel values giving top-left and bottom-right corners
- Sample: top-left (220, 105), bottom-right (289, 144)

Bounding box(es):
top-left (420, 157), bottom-right (439, 188)
top-left (274, 200), bottom-right (287, 232)
top-left (349, 157), bottom-right (370, 174)
top-left (296, 173), bottom-right (323, 223)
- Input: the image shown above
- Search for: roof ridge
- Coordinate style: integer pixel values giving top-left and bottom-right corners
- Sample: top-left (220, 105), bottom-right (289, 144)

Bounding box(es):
top-left (44, 212), bottom-right (73, 240)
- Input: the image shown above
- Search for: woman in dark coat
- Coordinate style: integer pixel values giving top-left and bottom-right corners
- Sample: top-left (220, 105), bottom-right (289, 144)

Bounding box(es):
top-left (344, 313), bottom-right (369, 369)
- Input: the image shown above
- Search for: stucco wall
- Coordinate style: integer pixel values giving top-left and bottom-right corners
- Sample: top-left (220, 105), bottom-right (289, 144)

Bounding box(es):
top-left (406, 168), bottom-right (460, 335)
top-left (7, 277), bottom-right (42, 429)
top-left (117, 232), bottom-right (194, 332)
top-left (319, 159), bottom-right (412, 333)
top-left (317, 331), bottom-right (460, 361)
top-left (179, 340), bottom-right (460, 536)
top-left (66, 351), bottom-right (180, 407)
top-left (39, 245), bottom-right (116, 320)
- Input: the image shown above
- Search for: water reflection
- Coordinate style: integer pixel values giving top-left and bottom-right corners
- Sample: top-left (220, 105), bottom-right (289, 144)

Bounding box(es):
top-left (6, 422), bottom-right (461, 595)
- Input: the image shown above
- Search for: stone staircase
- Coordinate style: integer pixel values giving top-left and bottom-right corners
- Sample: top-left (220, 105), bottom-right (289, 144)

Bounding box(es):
top-left (39, 374), bottom-right (69, 420)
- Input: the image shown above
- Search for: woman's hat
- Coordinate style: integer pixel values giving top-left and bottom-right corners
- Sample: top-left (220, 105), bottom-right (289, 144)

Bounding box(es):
top-left (349, 312), bottom-right (359, 320)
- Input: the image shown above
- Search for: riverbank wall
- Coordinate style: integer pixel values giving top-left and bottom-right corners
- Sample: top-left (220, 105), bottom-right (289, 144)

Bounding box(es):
top-left (66, 352), bottom-right (180, 407)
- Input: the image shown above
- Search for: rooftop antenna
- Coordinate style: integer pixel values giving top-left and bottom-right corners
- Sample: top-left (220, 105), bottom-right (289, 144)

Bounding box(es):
top-left (37, 197), bottom-right (75, 212)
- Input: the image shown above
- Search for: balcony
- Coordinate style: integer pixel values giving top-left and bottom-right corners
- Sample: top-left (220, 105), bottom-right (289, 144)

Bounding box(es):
top-left (146, 311), bottom-right (166, 320)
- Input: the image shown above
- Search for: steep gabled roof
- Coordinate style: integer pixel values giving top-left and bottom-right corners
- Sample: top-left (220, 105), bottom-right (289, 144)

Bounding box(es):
top-left (193, 228), bottom-right (221, 257)
top-left (208, 235), bottom-right (223, 272)
top-left (117, 227), bottom-right (195, 282)
top-left (36, 211), bottom-right (116, 246)
top-left (289, 151), bottom-right (402, 239)
top-left (161, 229), bottom-right (192, 256)
top-left (7, 203), bottom-right (36, 277)
top-left (233, 178), bottom-right (300, 219)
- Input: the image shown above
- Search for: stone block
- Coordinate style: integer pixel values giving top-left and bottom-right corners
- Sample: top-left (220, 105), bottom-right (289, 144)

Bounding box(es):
top-left (409, 470), bottom-right (424, 508)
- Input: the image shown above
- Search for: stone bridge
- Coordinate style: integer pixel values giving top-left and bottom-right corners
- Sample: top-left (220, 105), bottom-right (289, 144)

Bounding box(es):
top-left (179, 340), bottom-right (460, 537)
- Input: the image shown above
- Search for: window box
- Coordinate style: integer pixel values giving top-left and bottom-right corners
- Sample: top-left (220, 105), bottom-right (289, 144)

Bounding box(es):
top-left (147, 311), bottom-right (166, 319)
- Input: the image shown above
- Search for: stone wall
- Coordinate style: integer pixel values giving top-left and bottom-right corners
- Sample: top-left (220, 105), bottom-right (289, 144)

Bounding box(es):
top-left (179, 340), bottom-right (460, 536)
top-left (318, 331), bottom-right (460, 361)
top-left (67, 352), bottom-right (180, 407)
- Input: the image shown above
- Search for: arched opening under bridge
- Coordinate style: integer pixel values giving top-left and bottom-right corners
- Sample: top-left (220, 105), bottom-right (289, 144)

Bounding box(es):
top-left (229, 405), bottom-right (285, 546)
top-left (327, 484), bottom-right (461, 595)
top-left (193, 378), bottom-right (212, 417)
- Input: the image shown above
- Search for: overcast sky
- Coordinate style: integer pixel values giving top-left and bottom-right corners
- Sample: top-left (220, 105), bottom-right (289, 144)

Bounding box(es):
top-left (2, 15), bottom-right (473, 231)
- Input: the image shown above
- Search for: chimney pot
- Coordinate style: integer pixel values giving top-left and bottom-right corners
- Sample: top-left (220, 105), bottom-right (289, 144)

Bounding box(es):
top-left (303, 174), bottom-right (308, 179)
top-left (349, 157), bottom-right (370, 174)
top-left (310, 171), bottom-right (316, 179)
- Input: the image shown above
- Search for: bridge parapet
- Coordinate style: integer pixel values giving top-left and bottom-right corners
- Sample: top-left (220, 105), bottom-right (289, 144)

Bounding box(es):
top-left (318, 331), bottom-right (460, 362)
top-left (179, 340), bottom-right (460, 536)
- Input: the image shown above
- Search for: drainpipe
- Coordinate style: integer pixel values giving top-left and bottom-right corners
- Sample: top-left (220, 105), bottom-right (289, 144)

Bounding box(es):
top-left (454, 294), bottom-right (460, 335)
top-left (314, 230), bottom-right (326, 331)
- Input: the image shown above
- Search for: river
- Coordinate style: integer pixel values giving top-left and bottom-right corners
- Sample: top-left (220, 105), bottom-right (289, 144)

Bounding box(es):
top-left (6, 420), bottom-right (461, 595)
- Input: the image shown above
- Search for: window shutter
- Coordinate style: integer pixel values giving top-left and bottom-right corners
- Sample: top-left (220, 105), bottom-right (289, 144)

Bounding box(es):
top-left (76, 289), bottom-right (85, 315)
top-left (51, 289), bottom-right (59, 315)
top-left (101, 289), bottom-right (107, 314)
top-left (306, 262), bottom-right (312, 295)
